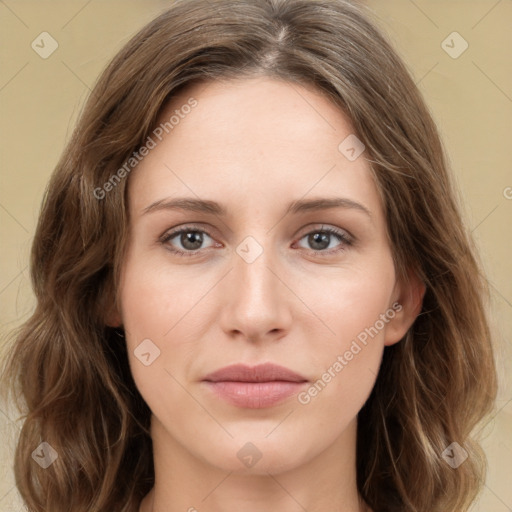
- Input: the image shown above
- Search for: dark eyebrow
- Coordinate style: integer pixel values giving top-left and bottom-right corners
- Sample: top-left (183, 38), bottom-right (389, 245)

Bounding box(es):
top-left (286, 197), bottom-right (371, 218)
top-left (142, 196), bottom-right (372, 219)
top-left (142, 197), bottom-right (224, 216)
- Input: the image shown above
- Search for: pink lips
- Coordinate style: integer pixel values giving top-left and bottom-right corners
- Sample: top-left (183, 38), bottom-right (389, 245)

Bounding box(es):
top-left (202, 363), bottom-right (308, 409)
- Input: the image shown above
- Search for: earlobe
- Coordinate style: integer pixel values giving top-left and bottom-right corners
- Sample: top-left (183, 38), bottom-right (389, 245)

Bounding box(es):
top-left (104, 300), bottom-right (123, 328)
top-left (384, 269), bottom-right (426, 346)
top-left (101, 281), bottom-right (123, 328)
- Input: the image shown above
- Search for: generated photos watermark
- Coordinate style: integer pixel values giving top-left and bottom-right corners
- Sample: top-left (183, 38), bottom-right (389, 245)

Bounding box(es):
top-left (93, 97), bottom-right (198, 200)
top-left (297, 302), bottom-right (402, 405)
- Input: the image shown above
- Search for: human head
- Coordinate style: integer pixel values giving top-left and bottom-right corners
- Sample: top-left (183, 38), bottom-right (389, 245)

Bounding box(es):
top-left (1, 1), bottom-right (496, 511)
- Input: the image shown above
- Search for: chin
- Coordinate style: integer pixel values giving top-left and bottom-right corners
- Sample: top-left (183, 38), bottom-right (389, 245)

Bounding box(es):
top-left (192, 432), bottom-right (318, 476)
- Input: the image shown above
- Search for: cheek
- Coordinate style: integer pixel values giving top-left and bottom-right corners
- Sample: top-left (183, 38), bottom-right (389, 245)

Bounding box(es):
top-left (305, 255), bottom-right (395, 342)
top-left (299, 259), bottom-right (395, 407)
top-left (117, 256), bottom-right (222, 416)
top-left (118, 254), bottom-right (211, 343)
top-left (117, 260), bottom-right (181, 397)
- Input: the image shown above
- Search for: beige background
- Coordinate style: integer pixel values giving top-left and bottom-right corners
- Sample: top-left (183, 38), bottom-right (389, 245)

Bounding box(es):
top-left (0, 1), bottom-right (510, 510)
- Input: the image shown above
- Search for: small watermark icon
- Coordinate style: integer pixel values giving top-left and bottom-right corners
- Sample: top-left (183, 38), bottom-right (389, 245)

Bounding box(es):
top-left (503, 186), bottom-right (512, 200)
top-left (237, 442), bottom-right (262, 468)
top-left (441, 441), bottom-right (469, 468)
top-left (31, 441), bottom-right (58, 468)
top-left (298, 302), bottom-right (402, 404)
top-left (338, 134), bottom-right (365, 162)
top-left (441, 32), bottom-right (468, 59)
top-left (93, 97), bottom-right (198, 200)
top-left (134, 338), bottom-right (161, 366)
top-left (236, 236), bottom-right (264, 264)
top-left (31, 32), bottom-right (58, 59)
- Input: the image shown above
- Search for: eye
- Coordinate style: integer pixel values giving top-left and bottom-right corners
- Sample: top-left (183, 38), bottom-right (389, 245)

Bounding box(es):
top-left (160, 224), bottom-right (353, 258)
top-left (295, 225), bottom-right (352, 254)
top-left (160, 226), bottom-right (218, 256)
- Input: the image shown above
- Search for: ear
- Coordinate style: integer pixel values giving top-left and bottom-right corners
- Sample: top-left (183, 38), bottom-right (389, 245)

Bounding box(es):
top-left (105, 305), bottom-right (123, 328)
top-left (103, 293), bottom-right (123, 328)
top-left (384, 268), bottom-right (426, 347)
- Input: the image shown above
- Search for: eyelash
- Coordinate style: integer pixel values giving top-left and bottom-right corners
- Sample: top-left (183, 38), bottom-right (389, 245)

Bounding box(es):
top-left (160, 224), bottom-right (353, 258)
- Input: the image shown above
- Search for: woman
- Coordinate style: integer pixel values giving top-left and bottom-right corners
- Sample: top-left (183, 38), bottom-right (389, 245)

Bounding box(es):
top-left (0, 0), bottom-right (497, 511)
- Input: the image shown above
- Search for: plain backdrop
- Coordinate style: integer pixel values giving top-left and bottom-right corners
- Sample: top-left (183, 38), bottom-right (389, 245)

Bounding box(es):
top-left (0, 1), bottom-right (511, 510)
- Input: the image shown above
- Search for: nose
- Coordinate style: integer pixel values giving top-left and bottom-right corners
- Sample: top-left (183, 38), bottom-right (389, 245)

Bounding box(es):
top-left (218, 239), bottom-right (293, 344)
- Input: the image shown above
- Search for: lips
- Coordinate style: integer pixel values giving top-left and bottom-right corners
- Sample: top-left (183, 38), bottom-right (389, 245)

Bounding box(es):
top-left (203, 363), bottom-right (308, 383)
top-left (202, 363), bottom-right (308, 409)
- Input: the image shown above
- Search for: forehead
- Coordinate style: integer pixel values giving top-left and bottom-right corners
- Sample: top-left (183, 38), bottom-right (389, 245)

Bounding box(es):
top-left (158, 76), bottom-right (356, 151)
top-left (128, 77), bottom-right (382, 222)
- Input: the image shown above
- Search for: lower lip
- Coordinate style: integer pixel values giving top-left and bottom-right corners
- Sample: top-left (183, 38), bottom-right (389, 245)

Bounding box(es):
top-left (203, 381), bottom-right (307, 409)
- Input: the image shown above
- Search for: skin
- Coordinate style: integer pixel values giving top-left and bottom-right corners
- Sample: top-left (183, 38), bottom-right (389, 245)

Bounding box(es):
top-left (108, 77), bottom-right (424, 512)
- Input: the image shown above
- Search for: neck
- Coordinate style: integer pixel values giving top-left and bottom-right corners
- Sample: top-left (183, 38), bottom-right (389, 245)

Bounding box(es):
top-left (140, 415), bottom-right (370, 512)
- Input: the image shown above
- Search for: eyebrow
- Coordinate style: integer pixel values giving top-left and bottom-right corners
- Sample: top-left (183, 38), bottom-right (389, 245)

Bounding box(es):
top-left (142, 196), bottom-right (372, 219)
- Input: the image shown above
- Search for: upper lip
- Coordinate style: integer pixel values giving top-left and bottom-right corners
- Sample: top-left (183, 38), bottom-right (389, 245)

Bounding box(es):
top-left (202, 363), bottom-right (308, 383)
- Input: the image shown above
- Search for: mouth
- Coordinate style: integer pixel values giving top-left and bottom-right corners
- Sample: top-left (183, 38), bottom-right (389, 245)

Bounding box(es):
top-left (201, 363), bottom-right (308, 409)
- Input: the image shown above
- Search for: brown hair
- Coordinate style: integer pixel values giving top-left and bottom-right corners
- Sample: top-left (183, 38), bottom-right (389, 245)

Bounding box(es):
top-left (0, 0), bottom-right (497, 510)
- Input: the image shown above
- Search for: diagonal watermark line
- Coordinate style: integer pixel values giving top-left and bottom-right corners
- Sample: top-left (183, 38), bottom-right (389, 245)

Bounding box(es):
top-left (483, 482), bottom-right (512, 510)
top-left (266, 164), bottom-right (336, 234)
top-left (164, 163), bottom-right (233, 235)
top-left (472, 61), bottom-right (512, 103)
top-left (287, 82), bottom-right (337, 131)
top-left (201, 471), bottom-right (234, 502)
top-left (407, 0), bottom-right (439, 29)
top-left (163, 267), bottom-right (234, 337)
top-left (61, 0), bottom-right (94, 29)
top-left (0, 407), bottom-right (15, 426)
top-left (266, 473), bottom-right (308, 511)
top-left (415, 61), bottom-right (439, 86)
top-left (61, 60), bottom-right (92, 92)
top-left (163, 368), bottom-right (234, 438)
top-left (471, 0), bottom-right (503, 29)
top-left (474, 397), bottom-right (512, 437)
top-left (0, 202), bottom-right (29, 233)
top-left (0, 485), bottom-right (16, 506)
top-left (489, 281), bottom-right (512, 308)
top-left (0, 406), bottom-right (22, 434)
top-left (497, 440), bottom-right (512, 457)
top-left (0, 62), bottom-right (29, 93)
top-left (265, 408), bottom-right (295, 437)
top-left (0, 266), bottom-right (28, 296)
top-left (471, 204), bottom-right (499, 233)
top-left (265, 265), bottom-right (337, 336)
top-left (368, 367), bottom-right (377, 377)
top-left (0, 0), bottom-right (28, 28)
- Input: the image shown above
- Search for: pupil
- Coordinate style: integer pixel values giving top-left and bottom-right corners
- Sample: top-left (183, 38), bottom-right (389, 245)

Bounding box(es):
top-left (182, 231), bottom-right (203, 250)
top-left (309, 232), bottom-right (329, 250)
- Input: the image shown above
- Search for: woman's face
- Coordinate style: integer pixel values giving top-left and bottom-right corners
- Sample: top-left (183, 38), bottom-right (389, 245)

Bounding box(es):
top-left (115, 77), bottom-right (418, 474)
